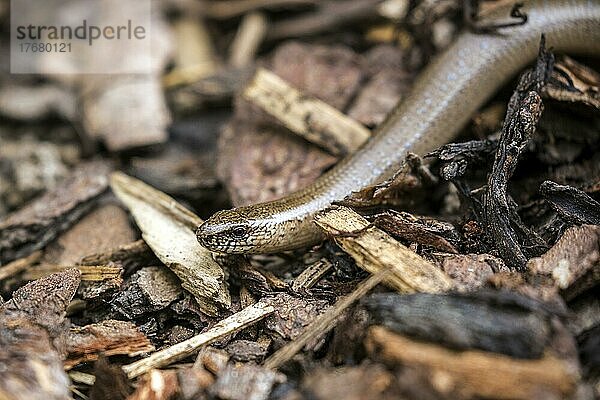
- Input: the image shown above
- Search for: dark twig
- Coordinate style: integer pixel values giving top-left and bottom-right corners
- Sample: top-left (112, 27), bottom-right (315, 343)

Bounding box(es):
top-left (482, 37), bottom-right (553, 269)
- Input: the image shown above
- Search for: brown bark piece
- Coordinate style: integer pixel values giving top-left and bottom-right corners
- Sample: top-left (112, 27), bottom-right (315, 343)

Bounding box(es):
top-left (440, 253), bottom-right (504, 291)
top-left (79, 239), bottom-right (154, 266)
top-left (373, 210), bottom-right (460, 253)
top-left (218, 123), bottom-right (336, 206)
top-left (366, 326), bottom-right (577, 400)
top-left (527, 225), bottom-right (600, 290)
top-left (364, 291), bottom-right (554, 358)
top-left (2, 269), bottom-right (81, 342)
top-left (210, 363), bottom-right (285, 400)
top-left (127, 370), bottom-right (179, 400)
top-left (0, 317), bottom-right (72, 400)
top-left (0, 270), bottom-right (81, 400)
top-left (43, 203), bottom-right (136, 265)
top-left (269, 42), bottom-right (363, 110)
top-left (301, 363), bottom-right (393, 400)
top-left (226, 339), bottom-right (270, 362)
top-left (65, 320), bottom-right (154, 369)
top-left (89, 357), bottom-right (133, 400)
top-left (263, 293), bottom-right (330, 341)
top-left (195, 346), bottom-right (230, 375)
top-left (83, 77), bottom-right (170, 152)
top-left (177, 368), bottom-right (215, 400)
top-left (0, 134), bottom-right (79, 215)
top-left (111, 266), bottom-right (182, 319)
top-left (0, 161), bottom-right (112, 263)
top-left (348, 69), bottom-right (409, 128)
top-left (110, 172), bottom-right (231, 316)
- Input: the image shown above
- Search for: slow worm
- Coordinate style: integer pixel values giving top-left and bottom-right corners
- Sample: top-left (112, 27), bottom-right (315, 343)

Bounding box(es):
top-left (197, 0), bottom-right (600, 254)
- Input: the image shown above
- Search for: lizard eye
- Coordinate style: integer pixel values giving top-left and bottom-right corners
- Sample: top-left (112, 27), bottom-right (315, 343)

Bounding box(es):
top-left (230, 226), bottom-right (248, 238)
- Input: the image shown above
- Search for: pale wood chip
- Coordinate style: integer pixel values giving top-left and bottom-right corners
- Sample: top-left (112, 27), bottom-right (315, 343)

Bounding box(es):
top-left (314, 205), bottom-right (453, 293)
top-left (110, 172), bottom-right (230, 316)
top-left (243, 68), bottom-right (370, 156)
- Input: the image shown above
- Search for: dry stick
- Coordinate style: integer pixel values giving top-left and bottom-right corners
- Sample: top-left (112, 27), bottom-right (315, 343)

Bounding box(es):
top-left (243, 68), bottom-right (371, 157)
top-left (229, 12), bottom-right (268, 68)
top-left (0, 250), bottom-right (42, 281)
top-left (264, 267), bottom-right (392, 370)
top-left (123, 301), bottom-right (275, 379)
top-left (22, 264), bottom-right (122, 281)
top-left (291, 258), bottom-right (333, 292)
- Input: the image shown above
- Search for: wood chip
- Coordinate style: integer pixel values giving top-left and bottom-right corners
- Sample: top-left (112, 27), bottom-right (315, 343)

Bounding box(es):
top-left (366, 326), bottom-right (577, 400)
top-left (314, 206), bottom-right (453, 293)
top-left (527, 224), bottom-right (600, 290)
top-left (218, 122), bottom-right (336, 206)
top-left (65, 320), bottom-right (154, 369)
top-left (2, 269), bottom-right (81, 339)
top-left (0, 161), bottom-right (111, 264)
top-left (163, 17), bottom-right (219, 87)
top-left (79, 239), bottom-right (154, 266)
top-left (301, 363), bottom-right (393, 400)
top-left (42, 203), bottom-right (136, 266)
top-left (83, 77), bottom-right (171, 151)
top-left (229, 12), bottom-right (268, 68)
top-left (122, 300), bottom-right (275, 379)
top-left (243, 68), bottom-right (370, 156)
top-left (291, 258), bottom-right (333, 292)
top-left (110, 172), bottom-right (230, 316)
top-left (263, 293), bottom-right (330, 341)
top-left (110, 266), bottom-right (182, 319)
top-left (210, 363), bottom-right (285, 400)
top-left (364, 291), bottom-right (554, 359)
top-left (22, 264), bottom-right (122, 281)
top-left (127, 369), bottom-right (179, 400)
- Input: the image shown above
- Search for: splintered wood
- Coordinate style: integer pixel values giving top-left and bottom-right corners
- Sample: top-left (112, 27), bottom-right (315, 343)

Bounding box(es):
top-left (314, 206), bottom-right (453, 293)
top-left (122, 301), bottom-right (275, 379)
top-left (243, 68), bottom-right (371, 156)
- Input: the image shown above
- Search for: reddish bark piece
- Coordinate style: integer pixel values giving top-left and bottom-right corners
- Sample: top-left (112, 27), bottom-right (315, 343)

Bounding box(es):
top-left (65, 320), bottom-right (154, 369)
